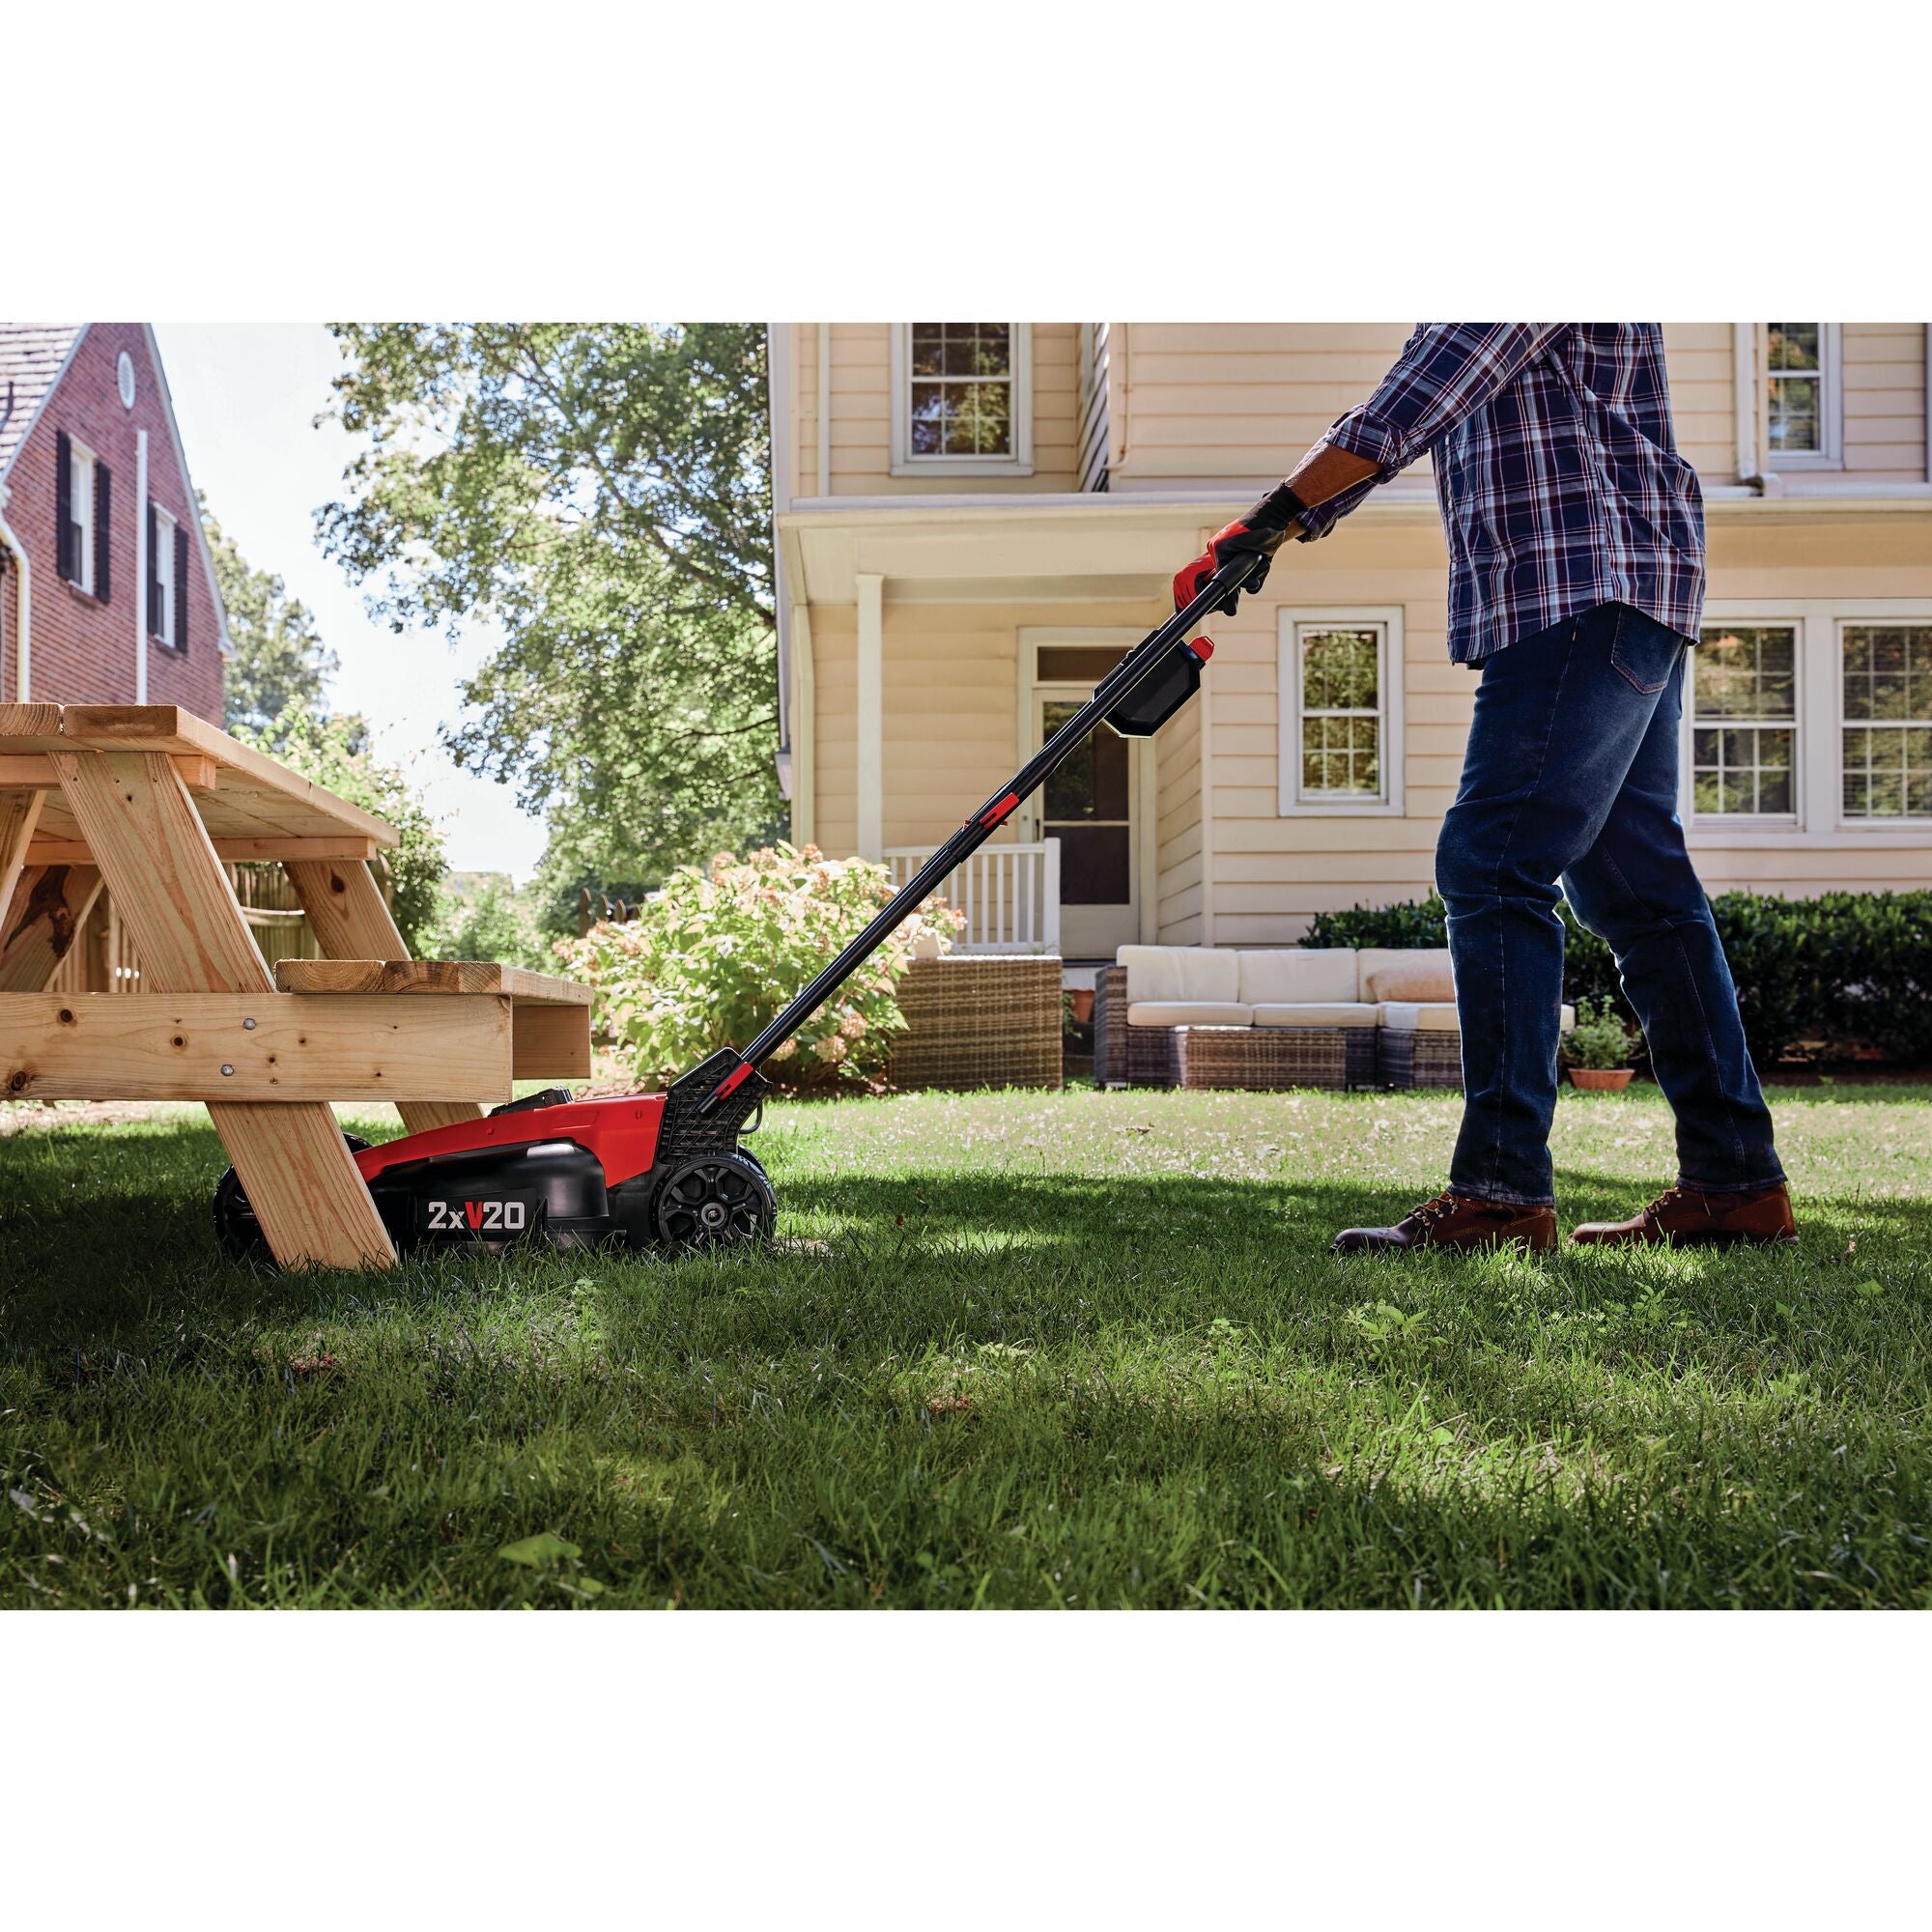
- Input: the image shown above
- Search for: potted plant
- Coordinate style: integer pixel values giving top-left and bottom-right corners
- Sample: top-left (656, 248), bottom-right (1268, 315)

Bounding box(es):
top-left (1563, 996), bottom-right (1637, 1091)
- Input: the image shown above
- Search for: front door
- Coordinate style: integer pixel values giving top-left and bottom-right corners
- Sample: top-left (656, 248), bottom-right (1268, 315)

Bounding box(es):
top-left (1035, 687), bottom-right (1142, 959)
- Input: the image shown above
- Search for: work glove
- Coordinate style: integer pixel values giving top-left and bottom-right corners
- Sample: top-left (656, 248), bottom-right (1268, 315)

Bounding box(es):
top-left (1171, 480), bottom-right (1310, 614)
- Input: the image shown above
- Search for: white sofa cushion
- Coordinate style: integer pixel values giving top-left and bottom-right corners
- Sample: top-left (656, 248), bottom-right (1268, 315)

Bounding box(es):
top-left (1118, 945), bottom-right (1240, 1005)
top-left (1126, 1001), bottom-right (1255, 1028)
top-left (1252, 1002), bottom-right (1379, 1027)
top-left (1355, 947), bottom-right (1453, 1003)
top-left (1379, 1000), bottom-right (1578, 1032)
top-left (1237, 949), bottom-right (1360, 1006)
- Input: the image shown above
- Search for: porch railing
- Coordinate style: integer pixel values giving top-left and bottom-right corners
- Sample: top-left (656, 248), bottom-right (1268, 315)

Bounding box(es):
top-left (884, 838), bottom-right (1061, 954)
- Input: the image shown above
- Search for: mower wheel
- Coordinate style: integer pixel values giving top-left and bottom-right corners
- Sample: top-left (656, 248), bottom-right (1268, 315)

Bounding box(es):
top-left (650, 1150), bottom-right (776, 1251)
top-left (214, 1134), bottom-right (371, 1263)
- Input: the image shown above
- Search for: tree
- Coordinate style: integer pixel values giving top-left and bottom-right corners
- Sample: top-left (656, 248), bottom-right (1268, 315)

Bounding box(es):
top-left (315, 325), bottom-right (781, 931)
top-left (424, 870), bottom-right (549, 972)
top-left (233, 703), bottom-right (447, 952)
top-left (204, 497), bottom-right (347, 745)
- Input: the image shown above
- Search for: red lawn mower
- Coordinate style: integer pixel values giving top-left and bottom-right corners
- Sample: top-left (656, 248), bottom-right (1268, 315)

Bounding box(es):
top-left (214, 551), bottom-right (1265, 1262)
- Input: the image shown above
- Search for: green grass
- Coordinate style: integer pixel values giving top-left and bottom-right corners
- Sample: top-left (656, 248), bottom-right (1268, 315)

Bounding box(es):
top-left (4, 1083), bottom-right (1931, 1608)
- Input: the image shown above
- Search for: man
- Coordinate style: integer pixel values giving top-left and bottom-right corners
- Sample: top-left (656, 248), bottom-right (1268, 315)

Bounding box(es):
top-left (1177, 325), bottom-right (1794, 1253)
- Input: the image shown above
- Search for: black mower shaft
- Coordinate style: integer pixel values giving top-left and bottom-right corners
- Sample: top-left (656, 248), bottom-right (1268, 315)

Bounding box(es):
top-left (738, 553), bottom-right (1260, 1072)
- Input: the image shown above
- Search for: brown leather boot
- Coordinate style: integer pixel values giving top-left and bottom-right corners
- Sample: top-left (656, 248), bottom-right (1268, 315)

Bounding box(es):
top-left (1570, 1180), bottom-right (1797, 1248)
top-left (1331, 1190), bottom-right (1558, 1255)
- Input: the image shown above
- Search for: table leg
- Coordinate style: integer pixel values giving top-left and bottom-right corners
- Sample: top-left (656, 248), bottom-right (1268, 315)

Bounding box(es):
top-left (0, 864), bottom-right (103, 992)
top-left (284, 857), bottom-right (488, 1136)
top-left (0, 789), bottom-right (44, 924)
top-left (52, 750), bottom-right (394, 1270)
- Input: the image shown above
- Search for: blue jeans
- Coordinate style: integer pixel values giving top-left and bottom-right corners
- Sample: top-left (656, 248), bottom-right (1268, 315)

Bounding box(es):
top-left (1436, 602), bottom-right (1785, 1208)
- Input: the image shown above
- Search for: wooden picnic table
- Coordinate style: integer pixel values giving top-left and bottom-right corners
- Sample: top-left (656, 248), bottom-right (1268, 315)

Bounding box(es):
top-left (0, 703), bottom-right (593, 1271)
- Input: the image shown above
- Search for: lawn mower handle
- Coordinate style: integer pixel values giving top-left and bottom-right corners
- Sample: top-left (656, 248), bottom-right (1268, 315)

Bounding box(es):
top-left (693, 550), bottom-right (1265, 1112)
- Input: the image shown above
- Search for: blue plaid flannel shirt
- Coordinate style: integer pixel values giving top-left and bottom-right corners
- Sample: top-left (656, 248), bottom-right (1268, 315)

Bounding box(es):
top-left (1296, 324), bottom-right (1706, 662)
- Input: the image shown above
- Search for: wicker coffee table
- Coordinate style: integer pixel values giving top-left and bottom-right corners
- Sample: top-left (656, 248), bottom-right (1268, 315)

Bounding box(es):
top-left (1176, 1024), bottom-right (1348, 1092)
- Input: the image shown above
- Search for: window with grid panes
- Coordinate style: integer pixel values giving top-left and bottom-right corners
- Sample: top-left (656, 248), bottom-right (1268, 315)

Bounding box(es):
top-left (1841, 625), bottom-right (1932, 820)
top-left (1296, 624), bottom-right (1384, 801)
top-left (906, 324), bottom-right (1015, 458)
top-left (1691, 625), bottom-right (1798, 817)
top-left (1767, 324), bottom-right (1825, 455)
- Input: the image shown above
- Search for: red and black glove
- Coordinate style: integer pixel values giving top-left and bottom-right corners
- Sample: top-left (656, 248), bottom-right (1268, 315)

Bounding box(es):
top-left (1171, 481), bottom-right (1310, 614)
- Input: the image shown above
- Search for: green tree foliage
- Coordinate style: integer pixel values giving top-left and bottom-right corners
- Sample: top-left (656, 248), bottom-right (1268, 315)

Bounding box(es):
top-left (315, 325), bottom-right (781, 930)
top-left (423, 871), bottom-right (549, 972)
top-left (233, 704), bottom-right (447, 952)
top-left (204, 498), bottom-right (348, 746)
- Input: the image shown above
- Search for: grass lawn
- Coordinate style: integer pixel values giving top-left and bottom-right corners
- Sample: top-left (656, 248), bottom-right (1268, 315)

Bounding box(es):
top-left (4, 1082), bottom-right (1930, 1608)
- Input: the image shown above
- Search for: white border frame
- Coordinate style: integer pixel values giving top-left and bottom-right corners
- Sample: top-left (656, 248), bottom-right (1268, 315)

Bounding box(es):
top-left (1763, 322), bottom-right (1843, 471)
top-left (1016, 625), bottom-right (1157, 945)
top-left (1683, 614), bottom-right (1804, 831)
top-left (1691, 599), bottom-right (1932, 842)
top-left (1277, 606), bottom-right (1406, 818)
top-left (891, 324), bottom-right (1034, 477)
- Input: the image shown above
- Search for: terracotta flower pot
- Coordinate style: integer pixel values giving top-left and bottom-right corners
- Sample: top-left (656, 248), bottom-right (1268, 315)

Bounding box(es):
top-left (1568, 1067), bottom-right (1634, 1092)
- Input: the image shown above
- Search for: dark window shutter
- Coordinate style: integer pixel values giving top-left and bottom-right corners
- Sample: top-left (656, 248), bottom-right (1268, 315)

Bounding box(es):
top-left (95, 462), bottom-right (111, 605)
top-left (147, 502), bottom-right (159, 634)
top-left (55, 430), bottom-right (72, 581)
top-left (174, 526), bottom-right (189, 652)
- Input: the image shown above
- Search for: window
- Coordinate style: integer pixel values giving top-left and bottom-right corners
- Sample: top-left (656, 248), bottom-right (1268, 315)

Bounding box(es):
top-left (890, 324), bottom-right (1033, 475)
top-left (1691, 625), bottom-right (1798, 818)
top-left (1764, 323), bottom-right (1841, 467)
top-left (56, 431), bottom-right (106, 596)
top-left (150, 504), bottom-right (177, 647)
top-left (1841, 624), bottom-right (1932, 820)
top-left (1278, 610), bottom-right (1405, 816)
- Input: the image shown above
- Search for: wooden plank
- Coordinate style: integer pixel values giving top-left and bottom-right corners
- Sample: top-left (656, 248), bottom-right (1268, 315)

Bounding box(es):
top-left (0, 753), bottom-right (214, 790)
top-left (284, 859), bottom-right (490, 1137)
top-left (0, 790), bottom-right (44, 934)
top-left (53, 749), bottom-right (394, 1270)
top-left (0, 705), bottom-right (66, 749)
top-left (46, 706), bottom-right (398, 848)
top-left (512, 1002), bottom-right (593, 1080)
top-left (1, 991), bottom-right (513, 1101)
top-left (274, 957), bottom-right (591, 1006)
top-left (0, 865), bottom-right (103, 993)
top-left (26, 835), bottom-right (380, 866)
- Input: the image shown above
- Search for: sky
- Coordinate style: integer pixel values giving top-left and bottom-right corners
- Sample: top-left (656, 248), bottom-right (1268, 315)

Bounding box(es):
top-left (154, 325), bottom-right (548, 880)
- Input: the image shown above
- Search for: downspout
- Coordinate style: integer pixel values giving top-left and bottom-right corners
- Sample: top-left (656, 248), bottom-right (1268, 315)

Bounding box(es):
top-left (134, 430), bottom-right (149, 702)
top-left (0, 483), bottom-right (30, 703)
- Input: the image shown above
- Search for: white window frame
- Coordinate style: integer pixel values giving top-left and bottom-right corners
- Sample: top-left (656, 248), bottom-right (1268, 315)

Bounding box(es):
top-left (1685, 618), bottom-right (1804, 829)
top-left (1836, 614), bottom-right (1932, 828)
top-left (890, 323), bottom-right (1034, 477)
top-left (1762, 322), bottom-right (1843, 470)
top-left (151, 503), bottom-right (177, 648)
top-left (1277, 607), bottom-right (1406, 818)
top-left (1687, 600), bottom-right (1932, 845)
top-left (67, 437), bottom-right (98, 594)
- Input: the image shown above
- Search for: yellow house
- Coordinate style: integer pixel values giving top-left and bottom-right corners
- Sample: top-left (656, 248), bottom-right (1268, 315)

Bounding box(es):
top-left (769, 324), bottom-right (1932, 977)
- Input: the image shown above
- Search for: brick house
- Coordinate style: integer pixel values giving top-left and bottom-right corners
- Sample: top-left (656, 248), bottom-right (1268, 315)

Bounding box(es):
top-left (0, 322), bottom-right (228, 715)
top-left (1, 323), bottom-right (235, 990)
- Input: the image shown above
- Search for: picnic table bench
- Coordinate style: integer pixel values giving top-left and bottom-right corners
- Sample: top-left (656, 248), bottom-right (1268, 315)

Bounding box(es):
top-left (0, 703), bottom-right (593, 1271)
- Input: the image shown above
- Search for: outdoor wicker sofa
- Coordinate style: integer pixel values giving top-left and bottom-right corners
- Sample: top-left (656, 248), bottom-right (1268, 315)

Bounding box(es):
top-left (1094, 946), bottom-right (1576, 1092)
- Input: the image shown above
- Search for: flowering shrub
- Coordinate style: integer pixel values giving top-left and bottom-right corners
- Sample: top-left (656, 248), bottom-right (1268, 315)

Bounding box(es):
top-left (555, 843), bottom-right (963, 1090)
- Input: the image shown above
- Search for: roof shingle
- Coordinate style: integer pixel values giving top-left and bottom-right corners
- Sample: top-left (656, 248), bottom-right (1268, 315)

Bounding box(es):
top-left (0, 324), bottom-right (85, 479)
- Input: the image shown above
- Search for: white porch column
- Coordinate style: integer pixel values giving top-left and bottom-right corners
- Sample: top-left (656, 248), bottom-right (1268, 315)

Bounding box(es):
top-left (856, 571), bottom-right (884, 860)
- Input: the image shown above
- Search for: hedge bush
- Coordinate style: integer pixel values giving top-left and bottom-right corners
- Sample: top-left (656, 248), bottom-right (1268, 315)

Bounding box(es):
top-left (1306, 889), bottom-right (1932, 1067)
top-left (555, 843), bottom-right (962, 1091)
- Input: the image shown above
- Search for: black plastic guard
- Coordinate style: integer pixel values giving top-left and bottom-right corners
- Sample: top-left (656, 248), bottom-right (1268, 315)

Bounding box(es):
top-left (660, 1049), bottom-right (771, 1162)
top-left (1105, 641), bottom-right (1203, 738)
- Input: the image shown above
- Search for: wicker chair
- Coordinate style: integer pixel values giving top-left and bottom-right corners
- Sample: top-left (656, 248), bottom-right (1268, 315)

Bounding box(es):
top-left (889, 955), bottom-right (1064, 1091)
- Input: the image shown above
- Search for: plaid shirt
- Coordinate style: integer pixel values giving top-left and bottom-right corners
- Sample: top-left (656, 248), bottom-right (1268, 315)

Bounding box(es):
top-left (1297, 325), bottom-right (1705, 662)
